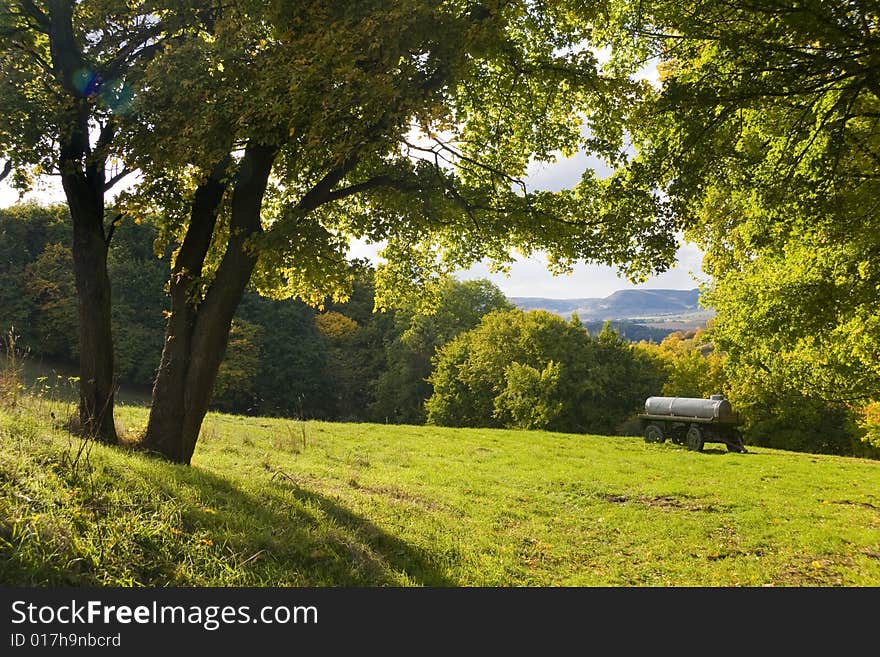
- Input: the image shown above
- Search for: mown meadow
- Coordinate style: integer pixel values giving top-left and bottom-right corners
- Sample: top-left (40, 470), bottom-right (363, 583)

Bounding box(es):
top-left (2, 397), bottom-right (878, 587)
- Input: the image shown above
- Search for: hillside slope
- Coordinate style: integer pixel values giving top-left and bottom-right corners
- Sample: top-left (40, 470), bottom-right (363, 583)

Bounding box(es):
top-left (2, 401), bottom-right (879, 586)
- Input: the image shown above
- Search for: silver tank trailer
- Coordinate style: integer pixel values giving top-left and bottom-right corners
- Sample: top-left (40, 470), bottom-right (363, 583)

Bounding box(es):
top-left (638, 394), bottom-right (746, 453)
top-left (644, 394), bottom-right (736, 423)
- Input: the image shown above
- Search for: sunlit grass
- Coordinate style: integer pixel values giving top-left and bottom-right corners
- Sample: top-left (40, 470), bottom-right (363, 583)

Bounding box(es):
top-left (2, 397), bottom-right (879, 586)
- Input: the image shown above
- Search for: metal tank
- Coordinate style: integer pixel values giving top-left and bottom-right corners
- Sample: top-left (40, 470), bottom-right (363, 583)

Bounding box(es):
top-left (637, 394), bottom-right (747, 453)
top-left (643, 394), bottom-right (736, 423)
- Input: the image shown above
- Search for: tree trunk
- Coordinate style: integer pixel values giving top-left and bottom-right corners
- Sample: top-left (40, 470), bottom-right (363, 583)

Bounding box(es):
top-left (143, 145), bottom-right (276, 464)
top-left (61, 168), bottom-right (118, 444)
top-left (47, 0), bottom-right (117, 443)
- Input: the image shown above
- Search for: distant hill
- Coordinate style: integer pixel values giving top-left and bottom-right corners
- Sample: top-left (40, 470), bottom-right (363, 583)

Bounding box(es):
top-left (511, 288), bottom-right (705, 320)
top-left (510, 288), bottom-right (713, 340)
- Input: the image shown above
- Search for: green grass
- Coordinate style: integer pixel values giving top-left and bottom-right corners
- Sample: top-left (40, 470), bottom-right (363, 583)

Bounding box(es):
top-left (2, 397), bottom-right (879, 586)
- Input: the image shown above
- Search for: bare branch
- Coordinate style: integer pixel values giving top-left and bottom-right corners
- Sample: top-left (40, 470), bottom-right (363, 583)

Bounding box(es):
top-left (104, 212), bottom-right (125, 247)
top-left (402, 137), bottom-right (529, 195)
top-left (103, 166), bottom-right (132, 192)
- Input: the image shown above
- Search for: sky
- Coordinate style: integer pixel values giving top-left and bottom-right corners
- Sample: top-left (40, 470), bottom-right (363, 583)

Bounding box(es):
top-left (461, 148), bottom-right (706, 300)
top-left (344, 142), bottom-right (707, 300)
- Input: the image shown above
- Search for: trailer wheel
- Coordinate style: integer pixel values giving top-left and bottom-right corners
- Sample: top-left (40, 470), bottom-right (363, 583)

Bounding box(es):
top-left (686, 425), bottom-right (704, 452)
top-left (644, 424), bottom-right (665, 443)
top-left (726, 429), bottom-right (747, 453)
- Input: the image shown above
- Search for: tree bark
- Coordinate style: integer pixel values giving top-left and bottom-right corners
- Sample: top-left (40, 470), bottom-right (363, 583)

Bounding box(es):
top-left (62, 174), bottom-right (118, 442)
top-left (143, 145), bottom-right (277, 464)
top-left (46, 0), bottom-right (118, 442)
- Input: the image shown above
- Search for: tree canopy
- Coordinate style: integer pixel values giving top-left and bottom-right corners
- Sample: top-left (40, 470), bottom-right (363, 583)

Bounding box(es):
top-left (601, 0), bottom-right (880, 403)
top-left (106, 0), bottom-right (684, 462)
top-left (120, 0), bottom-right (676, 304)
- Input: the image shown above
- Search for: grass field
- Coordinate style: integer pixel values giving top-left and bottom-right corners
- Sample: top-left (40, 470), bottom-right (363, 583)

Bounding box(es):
top-left (1, 396), bottom-right (879, 586)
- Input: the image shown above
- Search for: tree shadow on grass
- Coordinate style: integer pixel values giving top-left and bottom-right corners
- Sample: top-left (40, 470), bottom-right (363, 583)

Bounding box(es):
top-left (116, 460), bottom-right (457, 587)
top-left (700, 447), bottom-right (733, 455)
top-left (1, 453), bottom-right (457, 586)
top-left (284, 484), bottom-right (457, 585)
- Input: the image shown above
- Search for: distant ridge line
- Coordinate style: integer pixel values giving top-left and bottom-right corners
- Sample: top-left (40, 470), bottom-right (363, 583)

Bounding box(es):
top-left (509, 288), bottom-right (713, 324)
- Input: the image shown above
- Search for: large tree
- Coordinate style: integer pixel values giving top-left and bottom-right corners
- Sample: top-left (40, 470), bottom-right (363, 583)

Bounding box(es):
top-left (600, 0), bottom-right (880, 406)
top-left (118, 0), bottom-right (675, 463)
top-left (0, 1), bottom-right (191, 440)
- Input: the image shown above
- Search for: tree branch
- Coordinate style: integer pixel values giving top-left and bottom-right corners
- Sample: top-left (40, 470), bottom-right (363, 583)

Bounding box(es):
top-left (322, 175), bottom-right (421, 204)
top-left (101, 28), bottom-right (175, 80)
top-left (103, 166), bottom-right (132, 192)
top-left (104, 212), bottom-right (125, 247)
top-left (402, 137), bottom-right (529, 195)
top-left (45, 0), bottom-right (87, 95)
top-left (14, 0), bottom-right (49, 29)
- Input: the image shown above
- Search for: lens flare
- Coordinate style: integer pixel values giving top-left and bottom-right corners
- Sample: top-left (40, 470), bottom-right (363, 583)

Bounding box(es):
top-left (100, 79), bottom-right (134, 115)
top-left (72, 68), bottom-right (101, 96)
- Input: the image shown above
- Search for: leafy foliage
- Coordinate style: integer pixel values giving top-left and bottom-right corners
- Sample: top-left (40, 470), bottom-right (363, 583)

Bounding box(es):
top-left (638, 329), bottom-right (727, 399)
top-left (856, 402), bottom-right (880, 452)
top-left (23, 243), bottom-right (78, 360)
top-left (231, 294), bottom-right (329, 419)
top-left (494, 360), bottom-right (564, 430)
top-left (602, 0), bottom-right (880, 406)
top-left (371, 277), bottom-right (512, 424)
top-left (212, 319), bottom-right (263, 413)
top-left (106, 218), bottom-right (170, 385)
top-left (5, 202), bottom-right (879, 458)
top-left (427, 311), bottom-right (661, 433)
top-left (0, 205), bottom-right (68, 344)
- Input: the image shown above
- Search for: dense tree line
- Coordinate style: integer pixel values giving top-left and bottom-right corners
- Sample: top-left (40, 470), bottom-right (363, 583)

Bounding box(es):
top-left (0, 204), bottom-right (166, 385)
top-left (0, 204), bottom-right (512, 423)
